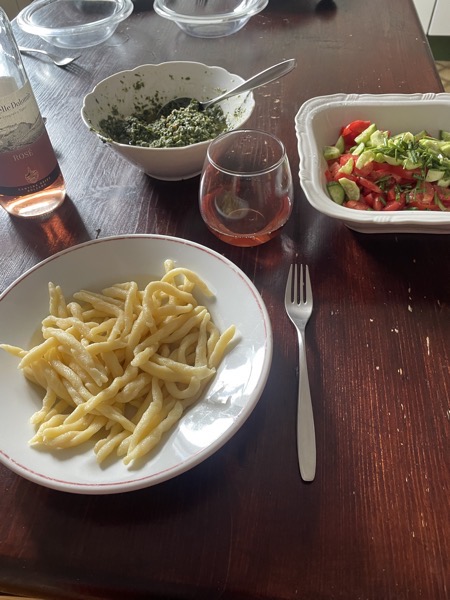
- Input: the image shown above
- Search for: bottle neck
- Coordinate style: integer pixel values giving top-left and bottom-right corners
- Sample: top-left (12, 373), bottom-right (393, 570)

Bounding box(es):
top-left (0, 7), bottom-right (28, 95)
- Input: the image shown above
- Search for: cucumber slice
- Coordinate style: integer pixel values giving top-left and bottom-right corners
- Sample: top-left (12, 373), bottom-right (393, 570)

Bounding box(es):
top-left (403, 158), bottom-right (421, 170)
top-left (374, 152), bottom-right (387, 163)
top-left (369, 130), bottom-right (388, 147)
top-left (338, 177), bottom-right (360, 201)
top-left (392, 131), bottom-right (415, 144)
top-left (414, 130), bottom-right (429, 141)
top-left (356, 150), bottom-right (375, 170)
top-left (384, 155), bottom-right (402, 166)
top-left (419, 138), bottom-right (441, 154)
top-left (323, 145), bottom-right (341, 160)
top-left (441, 143), bottom-right (450, 157)
top-left (335, 135), bottom-right (345, 154)
top-left (351, 142), bottom-right (365, 156)
top-left (326, 181), bottom-right (345, 205)
top-left (354, 123), bottom-right (377, 145)
top-left (338, 157), bottom-right (354, 175)
top-left (425, 169), bottom-right (445, 182)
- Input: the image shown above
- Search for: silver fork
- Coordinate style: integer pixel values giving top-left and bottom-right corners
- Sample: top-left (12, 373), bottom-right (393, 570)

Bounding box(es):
top-left (19, 46), bottom-right (80, 68)
top-left (284, 264), bottom-right (316, 481)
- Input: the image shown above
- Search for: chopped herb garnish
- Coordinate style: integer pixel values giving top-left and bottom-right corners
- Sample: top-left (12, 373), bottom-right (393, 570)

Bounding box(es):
top-left (99, 100), bottom-right (228, 148)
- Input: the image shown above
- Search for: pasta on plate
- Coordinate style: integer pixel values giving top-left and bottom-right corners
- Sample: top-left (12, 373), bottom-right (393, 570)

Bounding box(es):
top-left (0, 260), bottom-right (236, 467)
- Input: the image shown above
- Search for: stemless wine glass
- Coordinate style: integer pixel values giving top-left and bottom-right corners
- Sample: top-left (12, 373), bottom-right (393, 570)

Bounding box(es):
top-left (199, 129), bottom-right (293, 247)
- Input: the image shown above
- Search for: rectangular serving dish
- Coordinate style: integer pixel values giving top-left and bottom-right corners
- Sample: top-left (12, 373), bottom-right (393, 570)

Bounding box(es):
top-left (295, 93), bottom-right (450, 234)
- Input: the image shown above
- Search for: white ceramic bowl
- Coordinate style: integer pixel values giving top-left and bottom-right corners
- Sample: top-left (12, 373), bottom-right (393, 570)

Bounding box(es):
top-left (17, 0), bottom-right (133, 49)
top-left (153, 0), bottom-right (268, 38)
top-left (296, 93), bottom-right (450, 234)
top-left (81, 61), bottom-right (255, 181)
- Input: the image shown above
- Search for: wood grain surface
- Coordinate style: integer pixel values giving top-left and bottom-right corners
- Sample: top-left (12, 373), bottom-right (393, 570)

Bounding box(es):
top-left (0, 1), bottom-right (448, 599)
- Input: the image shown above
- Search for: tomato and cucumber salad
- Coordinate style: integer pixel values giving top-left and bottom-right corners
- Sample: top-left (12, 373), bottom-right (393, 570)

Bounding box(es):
top-left (323, 120), bottom-right (450, 211)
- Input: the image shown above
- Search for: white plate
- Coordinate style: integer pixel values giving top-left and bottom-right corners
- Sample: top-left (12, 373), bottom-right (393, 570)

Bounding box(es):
top-left (296, 93), bottom-right (450, 233)
top-left (0, 235), bottom-right (272, 494)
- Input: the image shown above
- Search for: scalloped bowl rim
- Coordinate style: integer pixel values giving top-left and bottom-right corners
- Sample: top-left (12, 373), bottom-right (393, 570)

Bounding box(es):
top-left (296, 93), bottom-right (450, 233)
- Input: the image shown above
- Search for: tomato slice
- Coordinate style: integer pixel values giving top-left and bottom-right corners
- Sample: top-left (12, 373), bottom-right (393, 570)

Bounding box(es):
top-left (387, 188), bottom-right (398, 203)
top-left (341, 120), bottom-right (371, 142)
top-left (354, 162), bottom-right (374, 177)
top-left (326, 162), bottom-right (341, 180)
top-left (408, 201), bottom-right (440, 211)
top-left (406, 181), bottom-right (434, 205)
top-left (380, 164), bottom-right (419, 180)
top-left (373, 196), bottom-right (385, 211)
top-left (339, 153), bottom-right (356, 165)
top-left (359, 177), bottom-right (382, 194)
top-left (384, 193), bottom-right (406, 210)
top-left (344, 200), bottom-right (370, 210)
top-left (435, 186), bottom-right (450, 208)
top-left (325, 168), bottom-right (335, 182)
top-left (363, 193), bottom-right (375, 208)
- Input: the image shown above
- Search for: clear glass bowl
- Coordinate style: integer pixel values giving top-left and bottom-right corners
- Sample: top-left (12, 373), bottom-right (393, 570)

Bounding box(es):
top-left (153, 0), bottom-right (268, 38)
top-left (17, 0), bottom-right (134, 49)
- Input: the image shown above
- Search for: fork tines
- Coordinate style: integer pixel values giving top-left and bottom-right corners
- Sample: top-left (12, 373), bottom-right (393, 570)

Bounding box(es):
top-left (286, 264), bottom-right (312, 306)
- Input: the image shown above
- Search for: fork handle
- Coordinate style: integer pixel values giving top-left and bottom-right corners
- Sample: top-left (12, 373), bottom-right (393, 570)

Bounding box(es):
top-left (296, 330), bottom-right (316, 481)
top-left (19, 47), bottom-right (44, 55)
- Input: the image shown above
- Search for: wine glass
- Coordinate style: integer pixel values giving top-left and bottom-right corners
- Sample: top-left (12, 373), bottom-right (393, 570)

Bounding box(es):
top-left (199, 129), bottom-right (293, 247)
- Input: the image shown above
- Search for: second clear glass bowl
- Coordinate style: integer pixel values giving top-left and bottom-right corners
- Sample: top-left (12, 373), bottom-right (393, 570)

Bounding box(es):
top-left (153, 0), bottom-right (269, 38)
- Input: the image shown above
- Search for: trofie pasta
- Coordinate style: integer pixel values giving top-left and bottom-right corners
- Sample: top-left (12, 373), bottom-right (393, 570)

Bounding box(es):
top-left (0, 260), bottom-right (236, 467)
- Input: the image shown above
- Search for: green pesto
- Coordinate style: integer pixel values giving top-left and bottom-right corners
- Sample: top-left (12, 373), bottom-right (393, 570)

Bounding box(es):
top-left (99, 100), bottom-right (228, 148)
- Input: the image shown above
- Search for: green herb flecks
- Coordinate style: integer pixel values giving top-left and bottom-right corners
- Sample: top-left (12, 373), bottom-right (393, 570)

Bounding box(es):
top-left (99, 99), bottom-right (228, 148)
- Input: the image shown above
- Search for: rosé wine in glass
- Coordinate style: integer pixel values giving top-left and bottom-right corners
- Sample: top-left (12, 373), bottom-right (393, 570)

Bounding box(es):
top-left (199, 129), bottom-right (293, 247)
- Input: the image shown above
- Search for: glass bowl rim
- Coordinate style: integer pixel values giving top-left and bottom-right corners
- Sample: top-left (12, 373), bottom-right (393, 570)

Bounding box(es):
top-left (17, 0), bottom-right (134, 37)
top-left (153, 0), bottom-right (268, 24)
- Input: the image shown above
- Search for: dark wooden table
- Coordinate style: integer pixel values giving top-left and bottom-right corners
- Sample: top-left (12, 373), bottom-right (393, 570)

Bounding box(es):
top-left (1, 1), bottom-right (449, 598)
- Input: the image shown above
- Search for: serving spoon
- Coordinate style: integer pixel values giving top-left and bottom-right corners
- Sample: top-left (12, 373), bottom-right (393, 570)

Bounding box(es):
top-left (158, 58), bottom-right (297, 117)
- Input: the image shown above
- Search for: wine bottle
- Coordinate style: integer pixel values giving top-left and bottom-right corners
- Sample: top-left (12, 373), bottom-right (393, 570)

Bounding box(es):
top-left (0, 8), bottom-right (66, 218)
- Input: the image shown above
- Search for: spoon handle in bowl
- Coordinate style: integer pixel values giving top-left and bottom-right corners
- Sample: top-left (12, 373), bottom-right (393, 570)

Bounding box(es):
top-left (202, 58), bottom-right (297, 109)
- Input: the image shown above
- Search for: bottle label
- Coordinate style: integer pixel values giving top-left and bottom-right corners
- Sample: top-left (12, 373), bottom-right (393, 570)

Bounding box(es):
top-left (0, 80), bottom-right (61, 196)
